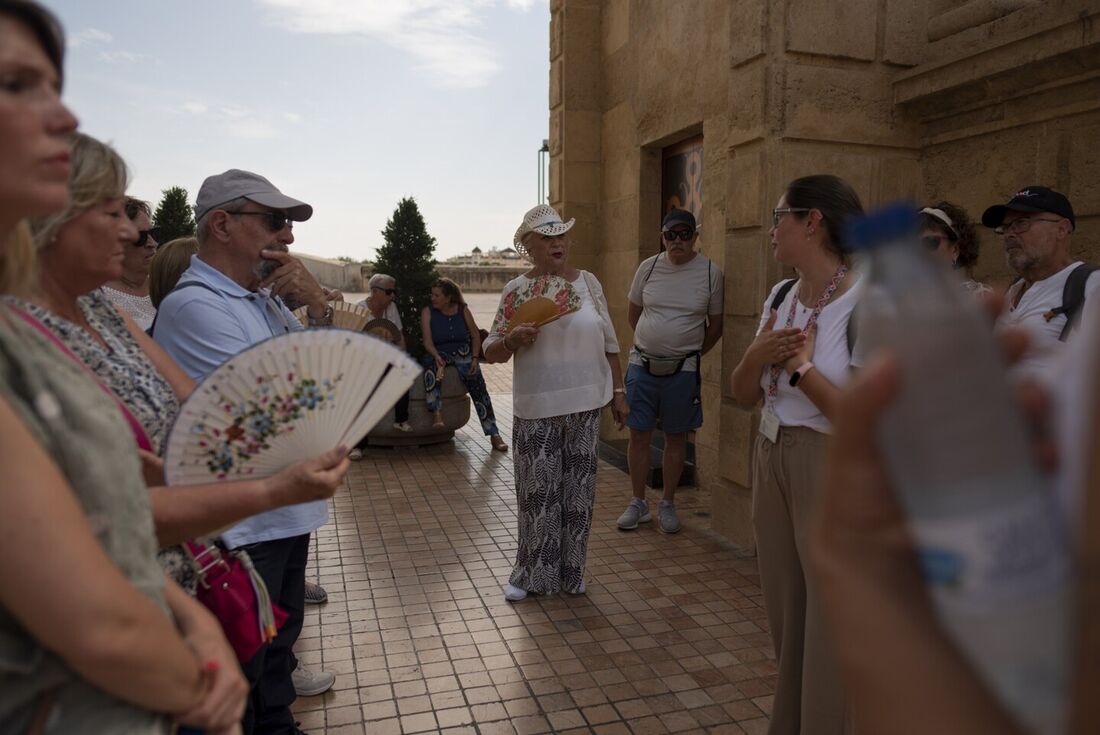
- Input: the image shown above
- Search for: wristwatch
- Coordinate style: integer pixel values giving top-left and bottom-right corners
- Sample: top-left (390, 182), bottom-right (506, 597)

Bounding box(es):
top-left (308, 304), bottom-right (334, 326)
top-left (789, 361), bottom-right (814, 387)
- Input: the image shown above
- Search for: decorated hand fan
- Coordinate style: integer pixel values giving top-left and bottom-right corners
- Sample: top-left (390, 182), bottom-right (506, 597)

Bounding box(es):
top-left (164, 330), bottom-right (420, 483)
top-left (291, 301), bottom-right (372, 331)
top-left (506, 275), bottom-right (581, 333)
top-left (364, 318), bottom-right (401, 343)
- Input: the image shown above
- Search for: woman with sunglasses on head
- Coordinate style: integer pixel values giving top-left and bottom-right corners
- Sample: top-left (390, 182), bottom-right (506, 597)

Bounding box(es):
top-left (0, 2), bottom-right (249, 731)
top-left (730, 174), bottom-right (865, 735)
top-left (101, 196), bottom-right (158, 330)
top-left (920, 201), bottom-right (990, 296)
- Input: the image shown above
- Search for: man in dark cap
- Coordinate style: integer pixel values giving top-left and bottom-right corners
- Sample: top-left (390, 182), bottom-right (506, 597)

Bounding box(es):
top-left (983, 186), bottom-right (1097, 378)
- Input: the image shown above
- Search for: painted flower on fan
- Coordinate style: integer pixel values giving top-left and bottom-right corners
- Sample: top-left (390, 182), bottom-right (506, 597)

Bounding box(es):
top-left (186, 372), bottom-right (343, 478)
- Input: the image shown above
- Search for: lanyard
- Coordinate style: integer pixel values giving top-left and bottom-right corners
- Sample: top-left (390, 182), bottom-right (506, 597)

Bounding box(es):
top-left (765, 265), bottom-right (848, 401)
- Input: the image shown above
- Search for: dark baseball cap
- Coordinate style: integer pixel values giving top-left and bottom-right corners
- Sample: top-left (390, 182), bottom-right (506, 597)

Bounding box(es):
top-left (194, 169), bottom-right (313, 223)
top-left (981, 186), bottom-right (1075, 231)
top-left (661, 209), bottom-right (697, 231)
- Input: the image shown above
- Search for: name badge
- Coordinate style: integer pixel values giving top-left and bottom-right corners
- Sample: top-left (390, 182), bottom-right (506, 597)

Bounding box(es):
top-left (759, 409), bottom-right (780, 444)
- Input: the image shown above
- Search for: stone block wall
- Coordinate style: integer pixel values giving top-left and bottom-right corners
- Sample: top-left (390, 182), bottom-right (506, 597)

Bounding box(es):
top-left (551, 0), bottom-right (1100, 551)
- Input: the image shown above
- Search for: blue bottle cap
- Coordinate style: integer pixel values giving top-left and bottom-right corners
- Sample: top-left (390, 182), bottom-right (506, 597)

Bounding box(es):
top-left (845, 201), bottom-right (920, 251)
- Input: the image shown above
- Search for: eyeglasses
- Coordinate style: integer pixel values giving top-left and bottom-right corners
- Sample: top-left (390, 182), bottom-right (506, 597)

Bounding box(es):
top-left (921, 235), bottom-right (950, 250)
top-left (773, 208), bottom-right (811, 227)
top-left (372, 286), bottom-right (396, 296)
top-left (994, 217), bottom-right (1063, 235)
top-left (662, 229), bottom-right (695, 242)
top-left (231, 210), bottom-right (294, 232)
top-left (134, 228), bottom-right (160, 247)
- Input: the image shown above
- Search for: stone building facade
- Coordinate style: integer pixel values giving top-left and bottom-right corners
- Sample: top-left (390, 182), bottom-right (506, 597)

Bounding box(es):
top-left (549, 0), bottom-right (1100, 551)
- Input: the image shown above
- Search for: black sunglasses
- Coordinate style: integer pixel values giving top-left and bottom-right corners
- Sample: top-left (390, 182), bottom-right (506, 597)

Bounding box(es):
top-left (134, 228), bottom-right (160, 247)
top-left (231, 210), bottom-right (293, 232)
top-left (372, 286), bottom-right (396, 296)
top-left (662, 229), bottom-right (695, 242)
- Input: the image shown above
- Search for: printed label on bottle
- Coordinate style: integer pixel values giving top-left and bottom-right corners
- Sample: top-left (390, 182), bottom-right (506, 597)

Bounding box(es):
top-left (910, 493), bottom-right (1068, 613)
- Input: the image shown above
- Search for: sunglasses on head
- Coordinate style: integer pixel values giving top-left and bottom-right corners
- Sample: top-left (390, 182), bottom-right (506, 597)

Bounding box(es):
top-left (133, 228), bottom-right (160, 247)
top-left (372, 286), bottom-right (396, 296)
top-left (231, 210), bottom-right (293, 232)
top-left (662, 229), bottom-right (695, 242)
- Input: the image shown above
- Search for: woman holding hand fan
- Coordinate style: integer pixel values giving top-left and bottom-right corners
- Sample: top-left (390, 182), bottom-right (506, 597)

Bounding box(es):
top-left (484, 205), bottom-right (628, 602)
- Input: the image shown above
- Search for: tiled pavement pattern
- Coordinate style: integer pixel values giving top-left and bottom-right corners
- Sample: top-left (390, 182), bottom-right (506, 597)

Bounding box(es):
top-left (294, 294), bottom-right (776, 734)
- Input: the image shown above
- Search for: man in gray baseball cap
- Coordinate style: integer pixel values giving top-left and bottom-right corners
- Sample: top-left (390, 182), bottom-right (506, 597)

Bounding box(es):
top-left (153, 168), bottom-right (339, 723)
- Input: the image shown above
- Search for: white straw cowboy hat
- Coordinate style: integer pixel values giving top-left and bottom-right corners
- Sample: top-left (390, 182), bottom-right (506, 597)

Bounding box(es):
top-left (513, 204), bottom-right (575, 259)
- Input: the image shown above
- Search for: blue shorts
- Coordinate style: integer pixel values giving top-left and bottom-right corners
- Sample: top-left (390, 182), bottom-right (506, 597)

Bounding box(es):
top-left (624, 363), bottom-right (703, 434)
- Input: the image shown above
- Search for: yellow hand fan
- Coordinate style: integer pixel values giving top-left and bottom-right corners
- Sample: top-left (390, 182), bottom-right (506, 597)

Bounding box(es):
top-left (505, 275), bottom-right (581, 333)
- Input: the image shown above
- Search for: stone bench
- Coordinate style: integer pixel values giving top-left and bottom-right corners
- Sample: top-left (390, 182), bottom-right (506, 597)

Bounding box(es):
top-left (365, 365), bottom-right (471, 447)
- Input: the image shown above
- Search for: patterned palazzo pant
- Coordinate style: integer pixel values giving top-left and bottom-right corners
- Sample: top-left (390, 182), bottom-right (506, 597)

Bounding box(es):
top-left (509, 408), bottom-right (601, 594)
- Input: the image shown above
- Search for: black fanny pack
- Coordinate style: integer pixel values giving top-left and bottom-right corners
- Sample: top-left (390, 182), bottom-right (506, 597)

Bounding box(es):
top-left (636, 347), bottom-right (698, 377)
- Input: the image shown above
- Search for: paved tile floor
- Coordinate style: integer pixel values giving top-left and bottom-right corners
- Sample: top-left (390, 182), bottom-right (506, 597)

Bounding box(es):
top-left (293, 294), bottom-right (775, 734)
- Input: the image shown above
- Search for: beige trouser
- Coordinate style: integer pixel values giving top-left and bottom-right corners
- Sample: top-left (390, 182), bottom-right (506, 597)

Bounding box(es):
top-left (753, 427), bottom-right (851, 735)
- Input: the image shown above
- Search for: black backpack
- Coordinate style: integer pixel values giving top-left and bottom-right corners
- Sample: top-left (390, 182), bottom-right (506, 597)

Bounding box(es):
top-left (769, 278), bottom-right (857, 355)
top-left (1036, 263), bottom-right (1098, 341)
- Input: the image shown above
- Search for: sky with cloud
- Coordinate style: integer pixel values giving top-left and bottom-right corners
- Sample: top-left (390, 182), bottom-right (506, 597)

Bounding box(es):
top-left (49, 0), bottom-right (550, 262)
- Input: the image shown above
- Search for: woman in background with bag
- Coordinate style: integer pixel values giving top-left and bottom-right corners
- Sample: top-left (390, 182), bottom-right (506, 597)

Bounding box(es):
top-left (483, 205), bottom-right (628, 602)
top-left (0, 2), bottom-right (245, 731)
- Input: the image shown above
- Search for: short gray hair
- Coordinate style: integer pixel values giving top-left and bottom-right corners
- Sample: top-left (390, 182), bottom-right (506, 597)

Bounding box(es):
top-left (368, 273), bottom-right (396, 290)
top-left (195, 196), bottom-right (250, 246)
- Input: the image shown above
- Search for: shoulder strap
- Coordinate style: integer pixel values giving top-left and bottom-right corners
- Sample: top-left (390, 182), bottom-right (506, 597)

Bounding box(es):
top-left (770, 278), bottom-right (798, 312)
top-left (642, 254), bottom-right (660, 287)
top-left (148, 280), bottom-right (222, 336)
top-left (1057, 263), bottom-right (1099, 341)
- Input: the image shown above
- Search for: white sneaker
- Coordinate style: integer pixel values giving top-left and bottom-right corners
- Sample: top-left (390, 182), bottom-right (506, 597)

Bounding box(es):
top-left (292, 663), bottom-right (336, 696)
top-left (393, 421), bottom-right (413, 432)
top-left (567, 581), bottom-right (587, 595)
top-left (348, 447), bottom-right (363, 461)
top-left (503, 583), bottom-right (527, 602)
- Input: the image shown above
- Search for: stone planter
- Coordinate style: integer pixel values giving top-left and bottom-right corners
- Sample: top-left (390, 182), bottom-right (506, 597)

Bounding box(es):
top-left (365, 365), bottom-right (471, 447)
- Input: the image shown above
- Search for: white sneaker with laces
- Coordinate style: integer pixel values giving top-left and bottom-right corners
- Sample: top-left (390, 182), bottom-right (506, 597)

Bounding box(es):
top-left (292, 663), bottom-right (336, 696)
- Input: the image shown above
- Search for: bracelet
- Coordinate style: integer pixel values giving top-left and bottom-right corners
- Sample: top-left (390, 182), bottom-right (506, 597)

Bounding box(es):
top-left (502, 334), bottom-right (517, 352)
top-left (613, 388), bottom-right (625, 394)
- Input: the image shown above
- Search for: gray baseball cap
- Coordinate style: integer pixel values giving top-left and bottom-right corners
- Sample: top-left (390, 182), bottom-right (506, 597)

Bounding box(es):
top-left (194, 169), bottom-right (313, 222)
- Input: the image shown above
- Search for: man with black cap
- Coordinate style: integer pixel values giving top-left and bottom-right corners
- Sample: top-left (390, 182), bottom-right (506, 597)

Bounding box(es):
top-left (154, 169), bottom-right (337, 730)
top-left (983, 186), bottom-right (1097, 378)
top-left (617, 209), bottom-right (724, 534)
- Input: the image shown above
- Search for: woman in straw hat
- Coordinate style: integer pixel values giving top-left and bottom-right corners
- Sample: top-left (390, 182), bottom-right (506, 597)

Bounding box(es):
top-left (484, 204), bottom-right (628, 601)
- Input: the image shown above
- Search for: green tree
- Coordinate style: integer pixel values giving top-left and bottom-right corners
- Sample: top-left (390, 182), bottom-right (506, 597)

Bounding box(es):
top-left (372, 197), bottom-right (439, 357)
top-left (152, 186), bottom-right (196, 242)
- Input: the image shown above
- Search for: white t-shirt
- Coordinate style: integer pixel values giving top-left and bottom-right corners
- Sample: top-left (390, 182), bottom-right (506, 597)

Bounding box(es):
top-left (627, 252), bottom-right (723, 372)
top-left (358, 298), bottom-right (402, 330)
top-left (997, 262), bottom-right (1100, 381)
top-left (756, 278), bottom-right (862, 434)
top-left (485, 272), bottom-right (616, 420)
top-left (1048, 294), bottom-right (1100, 532)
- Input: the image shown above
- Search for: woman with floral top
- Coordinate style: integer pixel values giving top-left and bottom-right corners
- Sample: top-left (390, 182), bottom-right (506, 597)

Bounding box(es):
top-left (483, 205), bottom-right (628, 602)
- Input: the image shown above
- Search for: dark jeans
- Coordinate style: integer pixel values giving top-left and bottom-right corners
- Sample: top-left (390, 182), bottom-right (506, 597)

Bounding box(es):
top-left (238, 533), bottom-right (310, 735)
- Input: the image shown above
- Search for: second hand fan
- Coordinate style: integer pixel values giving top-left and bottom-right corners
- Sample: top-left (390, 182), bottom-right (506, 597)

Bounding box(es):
top-left (291, 301), bottom-right (373, 331)
top-left (164, 330), bottom-right (420, 483)
top-left (506, 275), bottom-right (581, 332)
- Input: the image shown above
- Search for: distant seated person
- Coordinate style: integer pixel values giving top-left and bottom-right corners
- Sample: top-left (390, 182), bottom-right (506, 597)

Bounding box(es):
top-left (421, 277), bottom-right (507, 452)
top-left (348, 273), bottom-right (412, 461)
top-left (101, 196), bottom-right (158, 331)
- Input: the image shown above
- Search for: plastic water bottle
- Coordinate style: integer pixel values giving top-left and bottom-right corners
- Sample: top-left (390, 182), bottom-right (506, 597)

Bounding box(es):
top-left (848, 203), bottom-right (1070, 733)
